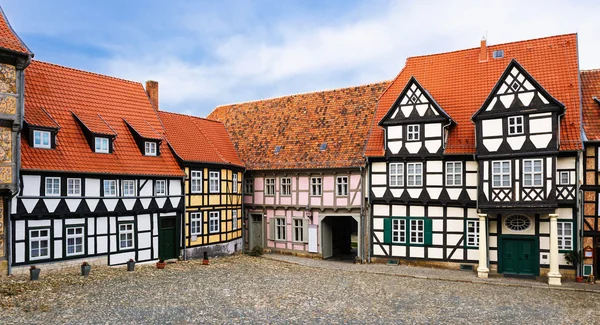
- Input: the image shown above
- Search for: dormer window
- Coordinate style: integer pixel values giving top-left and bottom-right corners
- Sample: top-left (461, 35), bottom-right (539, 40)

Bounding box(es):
top-left (95, 137), bottom-right (109, 153)
top-left (145, 141), bottom-right (157, 156)
top-left (33, 130), bottom-right (51, 149)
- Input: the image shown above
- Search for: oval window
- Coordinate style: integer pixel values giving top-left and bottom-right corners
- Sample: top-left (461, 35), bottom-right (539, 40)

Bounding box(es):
top-left (504, 215), bottom-right (531, 232)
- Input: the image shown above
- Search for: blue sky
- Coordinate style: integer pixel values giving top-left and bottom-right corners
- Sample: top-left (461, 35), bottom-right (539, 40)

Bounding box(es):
top-left (4, 0), bottom-right (600, 116)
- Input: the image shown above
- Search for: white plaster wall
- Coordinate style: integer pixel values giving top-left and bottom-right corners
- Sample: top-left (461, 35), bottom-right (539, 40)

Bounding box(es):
top-left (387, 125), bottom-right (403, 140)
top-left (371, 162), bottom-right (387, 173)
top-left (22, 175), bottom-right (41, 196)
top-left (424, 123), bottom-right (441, 138)
top-left (529, 117), bottom-right (552, 134)
top-left (86, 179), bottom-right (100, 196)
top-left (482, 119), bottom-right (503, 137)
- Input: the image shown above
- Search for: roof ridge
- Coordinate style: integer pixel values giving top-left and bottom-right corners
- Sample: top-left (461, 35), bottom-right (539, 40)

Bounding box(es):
top-left (0, 6), bottom-right (33, 56)
top-left (214, 80), bottom-right (391, 108)
top-left (33, 60), bottom-right (142, 86)
top-left (581, 69), bottom-right (600, 73)
top-left (188, 115), bottom-right (229, 165)
top-left (159, 110), bottom-right (224, 124)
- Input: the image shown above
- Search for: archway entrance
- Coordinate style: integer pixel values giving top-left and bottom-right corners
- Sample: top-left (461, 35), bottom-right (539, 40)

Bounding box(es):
top-left (321, 215), bottom-right (359, 261)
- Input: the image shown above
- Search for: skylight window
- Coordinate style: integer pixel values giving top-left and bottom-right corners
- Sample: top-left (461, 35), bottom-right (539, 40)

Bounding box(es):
top-left (493, 50), bottom-right (504, 58)
top-left (274, 146), bottom-right (282, 154)
top-left (320, 142), bottom-right (327, 151)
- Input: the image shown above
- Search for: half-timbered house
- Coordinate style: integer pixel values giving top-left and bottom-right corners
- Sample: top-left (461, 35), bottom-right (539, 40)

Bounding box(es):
top-left (365, 35), bottom-right (582, 284)
top-left (209, 82), bottom-right (388, 261)
top-left (159, 108), bottom-right (244, 258)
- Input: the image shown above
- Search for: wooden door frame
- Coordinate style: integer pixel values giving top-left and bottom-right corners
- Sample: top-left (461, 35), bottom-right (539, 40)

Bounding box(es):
top-left (498, 235), bottom-right (539, 276)
top-left (318, 214), bottom-right (361, 259)
top-left (249, 213), bottom-right (264, 249)
top-left (158, 215), bottom-right (179, 260)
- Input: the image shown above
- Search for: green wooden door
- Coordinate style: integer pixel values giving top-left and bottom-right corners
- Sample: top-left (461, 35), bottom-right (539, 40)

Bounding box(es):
top-left (502, 240), bottom-right (518, 273)
top-left (159, 217), bottom-right (178, 260)
top-left (501, 238), bottom-right (536, 276)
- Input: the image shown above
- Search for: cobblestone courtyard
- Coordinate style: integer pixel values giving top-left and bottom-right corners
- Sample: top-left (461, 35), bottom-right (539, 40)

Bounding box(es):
top-left (2, 255), bottom-right (600, 324)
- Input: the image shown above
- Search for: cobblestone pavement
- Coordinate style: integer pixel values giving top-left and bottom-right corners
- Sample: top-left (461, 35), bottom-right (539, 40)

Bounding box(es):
top-left (1, 255), bottom-right (600, 324)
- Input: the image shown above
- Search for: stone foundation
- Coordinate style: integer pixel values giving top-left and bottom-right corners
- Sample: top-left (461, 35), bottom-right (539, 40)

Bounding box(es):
top-left (185, 238), bottom-right (243, 260)
top-left (9, 256), bottom-right (108, 276)
top-left (263, 247), bottom-right (323, 260)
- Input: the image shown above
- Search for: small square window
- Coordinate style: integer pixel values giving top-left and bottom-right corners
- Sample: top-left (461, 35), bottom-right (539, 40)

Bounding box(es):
top-left (104, 180), bottom-right (117, 196)
top-left (559, 171), bottom-right (570, 185)
top-left (33, 130), bottom-right (51, 148)
top-left (508, 116), bottom-right (524, 135)
top-left (67, 178), bottom-right (81, 196)
top-left (145, 142), bottom-right (157, 156)
top-left (123, 180), bottom-right (136, 196)
top-left (95, 137), bottom-right (109, 153)
top-left (407, 124), bottom-right (420, 141)
top-left (45, 177), bottom-right (61, 196)
top-left (155, 180), bottom-right (166, 196)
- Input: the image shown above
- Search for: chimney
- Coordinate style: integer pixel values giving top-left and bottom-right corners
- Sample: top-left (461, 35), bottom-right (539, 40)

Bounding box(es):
top-left (145, 80), bottom-right (159, 110)
top-left (479, 38), bottom-right (487, 62)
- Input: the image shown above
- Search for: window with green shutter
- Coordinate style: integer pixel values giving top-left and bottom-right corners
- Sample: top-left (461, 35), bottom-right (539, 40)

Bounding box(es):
top-left (382, 217), bottom-right (432, 246)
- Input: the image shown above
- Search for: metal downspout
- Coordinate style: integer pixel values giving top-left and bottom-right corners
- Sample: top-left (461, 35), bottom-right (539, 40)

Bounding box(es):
top-left (181, 175), bottom-right (187, 261)
top-left (365, 158), bottom-right (371, 263)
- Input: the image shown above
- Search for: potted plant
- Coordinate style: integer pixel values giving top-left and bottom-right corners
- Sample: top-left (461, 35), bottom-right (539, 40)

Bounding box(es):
top-left (127, 258), bottom-right (136, 272)
top-left (29, 265), bottom-right (40, 281)
top-left (564, 250), bottom-right (583, 282)
top-left (156, 259), bottom-right (166, 269)
top-left (81, 261), bottom-right (92, 277)
top-left (202, 251), bottom-right (209, 265)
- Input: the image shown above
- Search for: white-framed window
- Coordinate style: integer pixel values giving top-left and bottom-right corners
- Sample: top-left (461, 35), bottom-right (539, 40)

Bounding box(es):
top-left (293, 219), bottom-right (304, 242)
top-left (232, 210), bottom-right (238, 230)
top-left (391, 219), bottom-right (406, 243)
top-left (95, 137), bottom-right (109, 153)
top-left (66, 178), bottom-right (81, 196)
top-left (311, 177), bottom-right (322, 196)
top-left (389, 163), bottom-right (404, 187)
top-left (446, 162), bottom-right (462, 186)
top-left (155, 180), bottom-right (166, 196)
top-left (407, 163), bottom-right (423, 187)
top-left (410, 219), bottom-right (424, 244)
top-left (557, 222), bottom-right (573, 250)
top-left (244, 178), bottom-right (253, 194)
top-left (123, 180), bottom-right (135, 197)
top-left (29, 229), bottom-right (50, 260)
top-left (523, 159), bottom-right (543, 187)
top-left (209, 171), bottom-right (220, 193)
top-left (492, 161), bottom-right (511, 188)
top-left (265, 178), bottom-right (275, 196)
top-left (190, 212), bottom-right (202, 235)
top-left (104, 179), bottom-right (117, 197)
top-left (407, 124), bottom-right (420, 141)
top-left (144, 141), bottom-right (157, 156)
top-left (191, 171), bottom-right (202, 193)
top-left (209, 211), bottom-right (220, 233)
top-left (45, 177), bottom-right (60, 196)
top-left (281, 178), bottom-right (291, 196)
top-left (559, 171), bottom-right (570, 185)
top-left (466, 220), bottom-right (479, 247)
top-left (275, 217), bottom-right (286, 241)
top-left (66, 226), bottom-right (84, 256)
top-left (232, 174), bottom-right (238, 193)
top-left (508, 116), bottom-right (524, 135)
top-left (118, 223), bottom-right (134, 250)
top-left (33, 130), bottom-right (51, 148)
top-left (336, 176), bottom-right (348, 196)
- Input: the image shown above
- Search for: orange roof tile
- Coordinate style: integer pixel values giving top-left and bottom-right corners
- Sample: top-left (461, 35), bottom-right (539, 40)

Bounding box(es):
top-left (0, 7), bottom-right (32, 56)
top-left (124, 118), bottom-right (162, 140)
top-left (158, 111), bottom-right (243, 167)
top-left (72, 110), bottom-right (116, 136)
top-left (208, 82), bottom-right (389, 170)
top-left (22, 60), bottom-right (184, 177)
top-left (581, 69), bottom-right (600, 141)
top-left (365, 34), bottom-right (582, 156)
top-left (24, 106), bottom-right (59, 129)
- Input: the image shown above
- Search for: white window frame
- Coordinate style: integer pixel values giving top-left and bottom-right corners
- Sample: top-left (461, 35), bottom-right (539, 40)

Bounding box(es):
top-left (155, 180), bottom-right (166, 196)
top-left (559, 171), bottom-right (570, 185)
top-left (406, 162), bottom-right (423, 187)
top-left (466, 220), bottom-right (479, 247)
top-left (33, 130), bottom-right (51, 148)
top-left (389, 163), bottom-right (404, 187)
top-left (244, 178), bottom-right (253, 194)
top-left (280, 177), bottom-right (292, 196)
top-left (508, 116), bottom-right (524, 135)
top-left (209, 171), bottom-right (220, 193)
top-left (66, 226), bottom-right (85, 256)
top-left (104, 179), bottom-right (117, 197)
top-left (265, 178), bottom-right (275, 196)
top-left (144, 141), bottom-right (157, 156)
top-left (118, 223), bottom-right (134, 250)
top-left (523, 159), bottom-right (543, 187)
top-left (66, 178), bottom-right (81, 196)
top-left (95, 137), bottom-right (109, 153)
top-left (293, 219), bottom-right (304, 242)
top-left (45, 177), bottom-right (61, 196)
top-left (310, 177), bottom-right (322, 196)
top-left (232, 210), bottom-right (238, 230)
top-left (209, 211), bottom-right (220, 233)
top-left (122, 180), bottom-right (136, 197)
top-left (275, 217), bottom-right (286, 241)
top-left (391, 219), bottom-right (406, 244)
top-left (29, 228), bottom-right (50, 260)
top-left (191, 171), bottom-right (202, 193)
top-left (492, 161), bottom-right (511, 188)
top-left (190, 212), bottom-right (202, 236)
top-left (336, 176), bottom-right (348, 196)
top-left (407, 124), bottom-right (420, 141)
top-left (232, 174), bottom-right (238, 193)
top-left (409, 219), bottom-right (425, 244)
top-left (446, 161), bottom-right (463, 186)
top-left (557, 221), bottom-right (573, 250)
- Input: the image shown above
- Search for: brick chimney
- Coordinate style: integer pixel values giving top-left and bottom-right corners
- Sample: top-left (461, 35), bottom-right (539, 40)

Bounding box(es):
top-left (145, 80), bottom-right (159, 110)
top-left (479, 38), bottom-right (487, 62)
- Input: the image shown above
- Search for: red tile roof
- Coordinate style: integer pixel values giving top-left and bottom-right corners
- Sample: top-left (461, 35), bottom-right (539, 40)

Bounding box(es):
top-left (581, 69), bottom-right (600, 141)
top-left (124, 118), bottom-right (162, 140)
top-left (365, 34), bottom-right (582, 156)
top-left (24, 106), bottom-right (59, 129)
top-left (72, 110), bottom-right (116, 136)
top-left (158, 111), bottom-right (244, 167)
top-left (208, 82), bottom-right (390, 170)
top-left (22, 60), bottom-right (184, 177)
top-left (0, 7), bottom-right (32, 56)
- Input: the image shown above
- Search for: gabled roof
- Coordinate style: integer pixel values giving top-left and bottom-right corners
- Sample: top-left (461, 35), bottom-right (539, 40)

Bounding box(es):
top-left (0, 6), bottom-right (32, 56)
top-left (208, 82), bottom-right (390, 170)
top-left (24, 106), bottom-right (59, 129)
top-left (158, 111), bottom-right (244, 167)
top-left (581, 69), bottom-right (600, 141)
top-left (21, 60), bottom-right (184, 177)
top-left (365, 34), bottom-right (582, 156)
